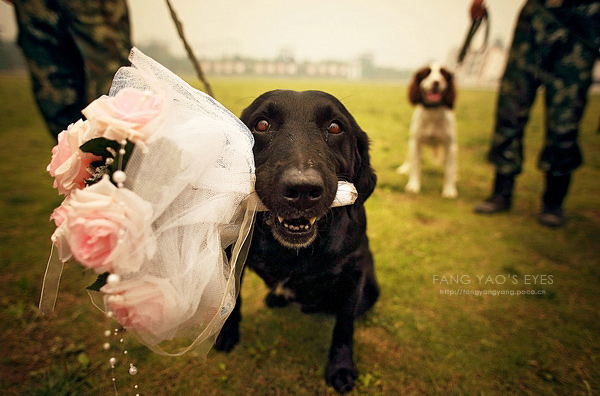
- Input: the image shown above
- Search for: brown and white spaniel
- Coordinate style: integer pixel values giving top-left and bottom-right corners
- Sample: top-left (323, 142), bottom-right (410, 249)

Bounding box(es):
top-left (397, 63), bottom-right (458, 198)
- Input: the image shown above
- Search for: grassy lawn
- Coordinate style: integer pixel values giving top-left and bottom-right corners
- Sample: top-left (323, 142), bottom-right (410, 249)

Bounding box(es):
top-left (1, 74), bottom-right (599, 396)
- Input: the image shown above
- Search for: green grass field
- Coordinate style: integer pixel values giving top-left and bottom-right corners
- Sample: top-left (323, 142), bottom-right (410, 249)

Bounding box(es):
top-left (1, 74), bottom-right (599, 396)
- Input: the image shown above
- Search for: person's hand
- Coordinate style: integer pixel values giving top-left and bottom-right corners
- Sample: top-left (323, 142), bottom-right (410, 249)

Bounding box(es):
top-left (470, 0), bottom-right (487, 21)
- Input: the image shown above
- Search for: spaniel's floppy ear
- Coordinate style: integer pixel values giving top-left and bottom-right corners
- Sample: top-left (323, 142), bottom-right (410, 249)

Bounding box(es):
top-left (408, 67), bottom-right (431, 105)
top-left (441, 68), bottom-right (456, 109)
top-left (408, 72), bottom-right (422, 105)
top-left (353, 128), bottom-right (377, 206)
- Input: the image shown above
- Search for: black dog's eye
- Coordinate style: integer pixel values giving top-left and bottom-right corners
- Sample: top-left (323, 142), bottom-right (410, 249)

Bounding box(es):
top-left (327, 122), bottom-right (342, 134)
top-left (256, 119), bottom-right (270, 132)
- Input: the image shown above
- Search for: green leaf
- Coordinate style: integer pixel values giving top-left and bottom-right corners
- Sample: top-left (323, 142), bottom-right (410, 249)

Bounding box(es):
top-left (80, 138), bottom-right (136, 187)
top-left (79, 137), bottom-right (120, 158)
top-left (86, 272), bottom-right (109, 291)
top-left (89, 160), bottom-right (105, 168)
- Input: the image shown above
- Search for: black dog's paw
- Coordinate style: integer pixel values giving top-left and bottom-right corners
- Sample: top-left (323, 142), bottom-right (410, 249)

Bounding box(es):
top-left (265, 291), bottom-right (291, 308)
top-left (214, 326), bottom-right (240, 352)
top-left (325, 361), bottom-right (358, 394)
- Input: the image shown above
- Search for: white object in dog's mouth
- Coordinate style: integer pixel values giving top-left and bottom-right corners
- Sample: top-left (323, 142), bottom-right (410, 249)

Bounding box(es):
top-left (252, 181), bottom-right (358, 212)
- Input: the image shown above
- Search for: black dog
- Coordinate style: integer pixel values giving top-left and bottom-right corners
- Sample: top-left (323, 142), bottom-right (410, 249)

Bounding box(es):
top-left (215, 90), bottom-right (378, 394)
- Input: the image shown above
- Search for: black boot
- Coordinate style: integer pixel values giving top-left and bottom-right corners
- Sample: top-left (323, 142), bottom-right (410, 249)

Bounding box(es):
top-left (538, 173), bottom-right (571, 227)
top-left (474, 173), bottom-right (515, 214)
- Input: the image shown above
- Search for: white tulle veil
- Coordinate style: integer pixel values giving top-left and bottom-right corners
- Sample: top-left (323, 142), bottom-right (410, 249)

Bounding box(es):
top-left (41, 48), bottom-right (257, 357)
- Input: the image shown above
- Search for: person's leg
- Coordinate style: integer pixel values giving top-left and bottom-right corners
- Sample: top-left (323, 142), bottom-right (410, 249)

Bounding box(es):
top-left (474, 173), bottom-right (516, 214)
top-left (537, 3), bottom-right (599, 227)
top-left (475, 0), bottom-right (541, 214)
top-left (13, 0), bottom-right (87, 139)
top-left (538, 173), bottom-right (571, 227)
top-left (61, 0), bottom-right (132, 101)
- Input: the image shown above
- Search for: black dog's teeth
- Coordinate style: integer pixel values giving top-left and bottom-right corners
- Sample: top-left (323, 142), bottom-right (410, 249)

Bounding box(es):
top-left (277, 216), bottom-right (317, 232)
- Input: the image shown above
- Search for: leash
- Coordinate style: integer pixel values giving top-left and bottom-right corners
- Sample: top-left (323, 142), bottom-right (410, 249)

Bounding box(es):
top-left (165, 0), bottom-right (215, 98)
top-left (458, 6), bottom-right (489, 65)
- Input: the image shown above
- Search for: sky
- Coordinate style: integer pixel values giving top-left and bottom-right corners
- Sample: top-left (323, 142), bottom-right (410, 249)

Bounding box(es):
top-left (0, 0), bottom-right (524, 70)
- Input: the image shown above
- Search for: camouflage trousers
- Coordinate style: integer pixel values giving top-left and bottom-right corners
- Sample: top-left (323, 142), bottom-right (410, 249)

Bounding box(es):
top-left (489, 0), bottom-right (600, 177)
top-left (13, 0), bottom-right (132, 139)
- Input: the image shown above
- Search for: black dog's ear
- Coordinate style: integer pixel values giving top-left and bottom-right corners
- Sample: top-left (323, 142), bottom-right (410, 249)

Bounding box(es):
top-left (239, 92), bottom-right (270, 127)
top-left (353, 129), bottom-right (377, 206)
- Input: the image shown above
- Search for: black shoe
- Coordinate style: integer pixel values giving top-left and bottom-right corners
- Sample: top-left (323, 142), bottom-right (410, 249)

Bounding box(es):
top-left (538, 208), bottom-right (565, 227)
top-left (474, 194), bottom-right (511, 214)
top-left (474, 173), bottom-right (515, 214)
top-left (538, 172), bottom-right (571, 227)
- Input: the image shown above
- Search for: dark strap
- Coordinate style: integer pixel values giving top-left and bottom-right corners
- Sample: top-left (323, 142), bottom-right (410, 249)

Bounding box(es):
top-left (458, 9), bottom-right (490, 64)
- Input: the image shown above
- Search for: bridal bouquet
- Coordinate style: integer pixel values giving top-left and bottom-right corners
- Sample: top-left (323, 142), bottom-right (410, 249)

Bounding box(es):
top-left (42, 48), bottom-right (256, 355)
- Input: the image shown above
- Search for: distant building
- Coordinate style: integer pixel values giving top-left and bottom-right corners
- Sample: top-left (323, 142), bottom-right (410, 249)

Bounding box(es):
top-left (201, 56), bottom-right (364, 80)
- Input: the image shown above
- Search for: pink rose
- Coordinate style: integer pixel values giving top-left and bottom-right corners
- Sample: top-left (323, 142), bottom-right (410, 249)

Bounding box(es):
top-left (47, 120), bottom-right (101, 195)
top-left (52, 176), bottom-right (155, 273)
top-left (102, 276), bottom-right (184, 339)
top-left (50, 197), bottom-right (74, 262)
top-left (82, 87), bottom-right (166, 150)
top-left (50, 203), bottom-right (68, 228)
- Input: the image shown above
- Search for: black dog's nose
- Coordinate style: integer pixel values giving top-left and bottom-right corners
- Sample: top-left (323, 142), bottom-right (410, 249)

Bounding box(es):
top-left (279, 168), bottom-right (324, 209)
